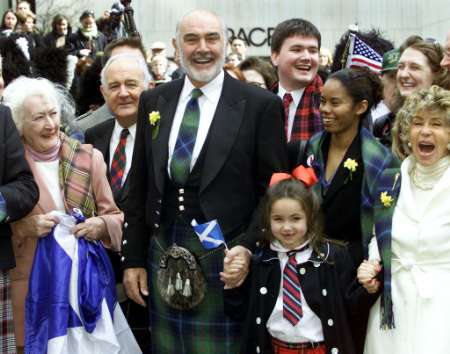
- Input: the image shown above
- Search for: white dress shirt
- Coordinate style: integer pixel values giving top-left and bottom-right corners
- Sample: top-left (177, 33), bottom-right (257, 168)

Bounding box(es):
top-left (108, 120), bottom-right (136, 186)
top-left (267, 240), bottom-right (324, 343)
top-left (278, 85), bottom-right (305, 142)
top-left (168, 70), bottom-right (224, 176)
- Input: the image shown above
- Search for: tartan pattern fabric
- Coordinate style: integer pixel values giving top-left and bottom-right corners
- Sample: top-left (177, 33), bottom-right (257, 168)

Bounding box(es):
top-left (170, 88), bottom-right (203, 185)
top-left (290, 75), bottom-right (323, 142)
top-left (283, 253), bottom-right (302, 325)
top-left (306, 127), bottom-right (400, 329)
top-left (110, 128), bottom-right (129, 193)
top-left (0, 271), bottom-right (16, 354)
top-left (271, 337), bottom-right (326, 354)
top-left (59, 133), bottom-right (96, 218)
top-left (282, 93), bottom-right (293, 140)
top-left (147, 224), bottom-right (242, 354)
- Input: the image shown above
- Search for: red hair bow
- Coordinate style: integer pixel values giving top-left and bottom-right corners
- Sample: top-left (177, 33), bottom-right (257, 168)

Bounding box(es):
top-left (269, 165), bottom-right (318, 188)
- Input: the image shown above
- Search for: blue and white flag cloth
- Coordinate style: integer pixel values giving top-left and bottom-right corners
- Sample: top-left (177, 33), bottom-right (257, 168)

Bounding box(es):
top-left (25, 211), bottom-right (141, 354)
top-left (191, 219), bottom-right (227, 250)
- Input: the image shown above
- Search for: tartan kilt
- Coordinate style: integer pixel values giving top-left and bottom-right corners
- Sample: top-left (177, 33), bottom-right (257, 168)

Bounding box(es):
top-left (0, 271), bottom-right (16, 354)
top-left (147, 223), bottom-right (242, 354)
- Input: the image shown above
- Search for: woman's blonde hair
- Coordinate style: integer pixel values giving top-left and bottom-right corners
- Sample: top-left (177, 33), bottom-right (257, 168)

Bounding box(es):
top-left (392, 85), bottom-right (450, 160)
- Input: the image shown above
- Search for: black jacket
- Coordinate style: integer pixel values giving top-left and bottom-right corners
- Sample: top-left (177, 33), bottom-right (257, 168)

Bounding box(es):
top-left (0, 105), bottom-right (39, 269)
top-left (224, 242), bottom-right (378, 354)
top-left (122, 73), bottom-right (288, 268)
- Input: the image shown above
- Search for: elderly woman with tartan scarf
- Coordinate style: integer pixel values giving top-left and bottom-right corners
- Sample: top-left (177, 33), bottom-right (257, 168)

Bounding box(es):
top-left (359, 85), bottom-right (450, 354)
top-left (1, 77), bottom-right (123, 353)
top-left (303, 68), bottom-right (400, 353)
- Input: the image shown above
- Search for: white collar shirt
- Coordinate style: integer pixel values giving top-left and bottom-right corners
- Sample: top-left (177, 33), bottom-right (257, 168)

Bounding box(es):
top-left (278, 85), bottom-right (305, 142)
top-left (168, 70), bottom-right (224, 175)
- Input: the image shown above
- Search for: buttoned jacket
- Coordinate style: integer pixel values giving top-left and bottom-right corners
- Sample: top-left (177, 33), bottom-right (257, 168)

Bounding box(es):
top-left (224, 242), bottom-right (378, 354)
top-left (121, 73), bottom-right (289, 268)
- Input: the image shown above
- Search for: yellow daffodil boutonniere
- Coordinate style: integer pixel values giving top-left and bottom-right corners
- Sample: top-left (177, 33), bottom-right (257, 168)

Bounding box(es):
top-left (149, 111), bottom-right (161, 139)
top-left (343, 158), bottom-right (358, 181)
top-left (380, 191), bottom-right (394, 208)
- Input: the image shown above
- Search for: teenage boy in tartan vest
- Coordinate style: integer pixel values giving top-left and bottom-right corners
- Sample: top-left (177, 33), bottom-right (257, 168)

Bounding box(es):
top-left (121, 9), bottom-right (288, 354)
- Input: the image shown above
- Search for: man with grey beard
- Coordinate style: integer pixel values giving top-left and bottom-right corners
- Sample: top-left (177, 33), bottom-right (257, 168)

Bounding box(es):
top-left (121, 8), bottom-right (288, 354)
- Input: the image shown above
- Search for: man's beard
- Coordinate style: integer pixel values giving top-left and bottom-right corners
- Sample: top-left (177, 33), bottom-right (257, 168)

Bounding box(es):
top-left (179, 50), bottom-right (225, 84)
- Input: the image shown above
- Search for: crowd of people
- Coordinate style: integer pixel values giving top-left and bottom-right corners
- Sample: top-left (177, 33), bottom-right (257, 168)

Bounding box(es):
top-left (0, 1), bottom-right (449, 354)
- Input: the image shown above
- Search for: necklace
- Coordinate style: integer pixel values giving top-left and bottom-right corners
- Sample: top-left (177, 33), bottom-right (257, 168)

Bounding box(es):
top-left (410, 166), bottom-right (435, 190)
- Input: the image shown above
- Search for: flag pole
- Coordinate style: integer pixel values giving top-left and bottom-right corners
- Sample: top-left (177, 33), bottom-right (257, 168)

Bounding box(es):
top-left (341, 31), bottom-right (352, 69)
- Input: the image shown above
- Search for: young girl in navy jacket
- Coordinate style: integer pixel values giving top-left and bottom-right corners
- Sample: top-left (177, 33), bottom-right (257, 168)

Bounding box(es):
top-left (223, 168), bottom-right (376, 354)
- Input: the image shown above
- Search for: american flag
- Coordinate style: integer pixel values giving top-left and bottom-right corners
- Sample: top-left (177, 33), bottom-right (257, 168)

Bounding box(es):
top-left (345, 34), bottom-right (383, 73)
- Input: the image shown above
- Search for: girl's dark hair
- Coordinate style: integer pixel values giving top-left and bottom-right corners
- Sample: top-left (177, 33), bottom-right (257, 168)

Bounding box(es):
top-left (1, 10), bottom-right (17, 31)
top-left (261, 179), bottom-right (327, 255)
top-left (327, 67), bottom-right (383, 121)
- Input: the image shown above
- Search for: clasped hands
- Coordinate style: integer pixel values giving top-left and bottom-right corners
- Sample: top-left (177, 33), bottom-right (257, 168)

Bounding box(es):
top-left (357, 260), bottom-right (382, 294)
top-left (220, 245), bottom-right (251, 289)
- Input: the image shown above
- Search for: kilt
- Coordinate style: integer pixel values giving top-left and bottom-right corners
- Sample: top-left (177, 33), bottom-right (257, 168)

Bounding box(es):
top-left (0, 271), bottom-right (16, 354)
top-left (147, 223), bottom-right (242, 354)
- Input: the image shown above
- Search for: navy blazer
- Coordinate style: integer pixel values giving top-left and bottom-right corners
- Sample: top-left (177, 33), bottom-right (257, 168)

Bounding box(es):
top-left (224, 242), bottom-right (378, 354)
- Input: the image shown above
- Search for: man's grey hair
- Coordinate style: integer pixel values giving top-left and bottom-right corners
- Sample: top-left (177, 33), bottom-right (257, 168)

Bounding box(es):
top-left (175, 9), bottom-right (228, 52)
top-left (100, 53), bottom-right (152, 88)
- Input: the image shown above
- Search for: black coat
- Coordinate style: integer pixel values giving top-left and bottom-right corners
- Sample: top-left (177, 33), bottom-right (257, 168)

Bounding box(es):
top-left (122, 73), bottom-right (289, 268)
top-left (0, 105), bottom-right (39, 269)
top-left (224, 242), bottom-right (378, 354)
top-left (84, 118), bottom-right (132, 211)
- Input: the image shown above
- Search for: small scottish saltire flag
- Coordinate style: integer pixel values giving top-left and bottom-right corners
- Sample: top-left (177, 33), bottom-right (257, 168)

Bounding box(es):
top-left (191, 219), bottom-right (227, 250)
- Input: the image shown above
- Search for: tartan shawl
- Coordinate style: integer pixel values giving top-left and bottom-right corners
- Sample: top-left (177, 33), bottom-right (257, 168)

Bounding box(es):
top-left (59, 133), bottom-right (96, 218)
top-left (306, 127), bottom-right (400, 329)
top-left (272, 75), bottom-right (323, 141)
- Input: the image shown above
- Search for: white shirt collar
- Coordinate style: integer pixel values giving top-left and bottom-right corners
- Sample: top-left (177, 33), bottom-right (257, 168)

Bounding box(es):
top-left (180, 70), bottom-right (224, 104)
top-left (278, 84), bottom-right (305, 108)
top-left (112, 120), bottom-right (136, 140)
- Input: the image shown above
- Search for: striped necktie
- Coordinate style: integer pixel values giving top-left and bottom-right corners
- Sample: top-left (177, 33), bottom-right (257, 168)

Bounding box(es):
top-left (283, 251), bottom-right (303, 326)
top-left (282, 92), bottom-right (293, 141)
top-left (110, 128), bottom-right (129, 193)
top-left (170, 88), bottom-right (203, 185)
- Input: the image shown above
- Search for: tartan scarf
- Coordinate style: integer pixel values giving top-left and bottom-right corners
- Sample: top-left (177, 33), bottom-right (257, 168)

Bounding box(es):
top-left (59, 133), bottom-right (96, 218)
top-left (306, 127), bottom-right (400, 329)
top-left (273, 75), bottom-right (323, 142)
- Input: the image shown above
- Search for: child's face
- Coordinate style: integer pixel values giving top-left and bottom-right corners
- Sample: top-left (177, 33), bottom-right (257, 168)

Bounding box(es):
top-left (270, 198), bottom-right (308, 250)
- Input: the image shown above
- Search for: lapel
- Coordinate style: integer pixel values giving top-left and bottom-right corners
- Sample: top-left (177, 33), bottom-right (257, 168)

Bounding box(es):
top-left (96, 120), bottom-right (115, 183)
top-left (200, 74), bottom-right (246, 192)
top-left (25, 151), bottom-right (58, 214)
top-left (322, 133), bottom-right (362, 206)
top-left (152, 80), bottom-right (184, 194)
